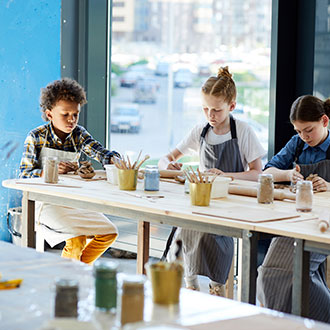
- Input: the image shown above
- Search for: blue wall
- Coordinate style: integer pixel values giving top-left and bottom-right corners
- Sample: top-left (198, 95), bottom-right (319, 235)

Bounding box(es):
top-left (0, 1), bottom-right (61, 241)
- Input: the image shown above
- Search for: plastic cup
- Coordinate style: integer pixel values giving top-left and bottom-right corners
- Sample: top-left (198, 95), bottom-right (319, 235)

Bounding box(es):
top-left (104, 164), bottom-right (119, 185)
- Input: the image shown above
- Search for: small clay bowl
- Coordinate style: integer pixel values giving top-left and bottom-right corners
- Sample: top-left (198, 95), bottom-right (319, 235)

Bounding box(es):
top-left (78, 172), bottom-right (96, 179)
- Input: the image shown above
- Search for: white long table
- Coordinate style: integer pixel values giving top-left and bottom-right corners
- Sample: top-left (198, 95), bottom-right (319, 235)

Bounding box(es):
top-left (1, 241), bottom-right (330, 330)
top-left (2, 175), bottom-right (330, 318)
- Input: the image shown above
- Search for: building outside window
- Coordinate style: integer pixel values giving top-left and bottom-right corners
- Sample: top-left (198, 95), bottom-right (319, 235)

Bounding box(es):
top-left (110, 0), bottom-right (272, 166)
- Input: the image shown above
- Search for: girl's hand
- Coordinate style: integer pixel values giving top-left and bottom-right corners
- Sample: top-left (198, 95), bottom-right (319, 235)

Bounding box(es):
top-left (290, 165), bottom-right (304, 183)
top-left (311, 176), bottom-right (329, 192)
top-left (206, 168), bottom-right (225, 175)
top-left (58, 161), bottom-right (76, 174)
top-left (167, 162), bottom-right (183, 170)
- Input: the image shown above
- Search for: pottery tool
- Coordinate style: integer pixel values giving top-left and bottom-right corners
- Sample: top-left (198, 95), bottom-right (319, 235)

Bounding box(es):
top-left (15, 181), bottom-right (82, 188)
top-left (318, 211), bottom-right (330, 233)
top-left (132, 150), bottom-right (142, 169)
top-left (135, 154), bottom-right (150, 170)
top-left (0, 278), bottom-right (23, 290)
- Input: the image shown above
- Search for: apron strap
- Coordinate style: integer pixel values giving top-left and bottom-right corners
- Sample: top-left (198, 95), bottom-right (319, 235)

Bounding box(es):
top-left (294, 138), bottom-right (305, 164)
top-left (326, 144), bottom-right (330, 159)
top-left (229, 115), bottom-right (237, 139)
top-left (200, 115), bottom-right (237, 140)
top-left (161, 226), bottom-right (177, 261)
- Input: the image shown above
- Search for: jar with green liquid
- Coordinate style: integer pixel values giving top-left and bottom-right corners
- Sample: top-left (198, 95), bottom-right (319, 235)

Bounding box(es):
top-left (93, 260), bottom-right (118, 311)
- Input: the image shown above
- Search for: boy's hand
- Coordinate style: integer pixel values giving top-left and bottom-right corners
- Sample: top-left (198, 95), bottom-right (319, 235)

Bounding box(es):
top-left (311, 176), bottom-right (329, 192)
top-left (290, 164), bottom-right (304, 183)
top-left (58, 161), bottom-right (77, 174)
top-left (167, 162), bottom-right (183, 170)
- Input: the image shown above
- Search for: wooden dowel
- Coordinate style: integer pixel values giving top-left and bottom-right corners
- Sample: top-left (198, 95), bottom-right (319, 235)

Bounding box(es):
top-left (127, 155), bottom-right (132, 169)
top-left (197, 168), bottom-right (203, 183)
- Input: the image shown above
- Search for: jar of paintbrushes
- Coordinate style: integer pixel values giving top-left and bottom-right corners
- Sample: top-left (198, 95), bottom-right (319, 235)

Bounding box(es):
top-left (183, 167), bottom-right (217, 206)
top-left (113, 153), bottom-right (150, 191)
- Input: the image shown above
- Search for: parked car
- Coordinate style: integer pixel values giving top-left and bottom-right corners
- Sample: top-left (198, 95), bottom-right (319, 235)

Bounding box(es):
top-left (155, 62), bottom-right (169, 76)
top-left (120, 65), bottom-right (151, 88)
top-left (174, 68), bottom-right (193, 88)
top-left (110, 104), bottom-right (141, 133)
top-left (198, 64), bottom-right (211, 77)
top-left (134, 77), bottom-right (158, 103)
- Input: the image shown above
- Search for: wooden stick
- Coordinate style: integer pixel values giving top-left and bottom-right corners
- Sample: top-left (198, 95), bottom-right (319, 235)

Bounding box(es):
top-left (189, 166), bottom-right (198, 183)
top-left (132, 150), bottom-right (142, 169)
top-left (15, 181), bottom-right (81, 188)
top-left (197, 168), bottom-right (203, 183)
top-left (120, 158), bottom-right (127, 170)
top-left (127, 155), bottom-right (132, 169)
top-left (183, 169), bottom-right (192, 183)
top-left (113, 156), bottom-right (123, 169)
top-left (136, 155), bottom-right (150, 170)
top-left (211, 173), bottom-right (220, 183)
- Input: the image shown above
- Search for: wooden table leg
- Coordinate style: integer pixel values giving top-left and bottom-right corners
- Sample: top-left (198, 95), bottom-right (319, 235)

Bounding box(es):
top-left (137, 221), bottom-right (150, 274)
top-left (241, 230), bottom-right (258, 304)
top-left (21, 192), bottom-right (35, 248)
top-left (292, 239), bottom-right (309, 317)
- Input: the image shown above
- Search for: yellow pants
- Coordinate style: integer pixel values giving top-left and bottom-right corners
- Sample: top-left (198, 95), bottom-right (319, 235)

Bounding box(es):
top-left (61, 233), bottom-right (118, 264)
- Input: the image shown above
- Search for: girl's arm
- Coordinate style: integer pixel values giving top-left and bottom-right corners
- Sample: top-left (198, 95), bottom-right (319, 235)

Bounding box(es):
top-left (158, 148), bottom-right (184, 170)
top-left (208, 157), bottom-right (263, 181)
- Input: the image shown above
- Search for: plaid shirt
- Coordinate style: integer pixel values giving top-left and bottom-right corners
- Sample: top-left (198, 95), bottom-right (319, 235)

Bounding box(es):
top-left (19, 122), bottom-right (119, 178)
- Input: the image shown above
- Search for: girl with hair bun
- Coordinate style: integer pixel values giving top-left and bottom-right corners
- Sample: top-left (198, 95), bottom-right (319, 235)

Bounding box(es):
top-left (158, 66), bottom-right (265, 296)
top-left (257, 95), bottom-right (330, 323)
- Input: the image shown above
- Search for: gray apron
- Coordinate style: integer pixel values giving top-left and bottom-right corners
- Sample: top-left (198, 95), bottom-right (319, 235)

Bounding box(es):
top-left (169, 117), bottom-right (244, 284)
top-left (257, 141), bottom-right (330, 323)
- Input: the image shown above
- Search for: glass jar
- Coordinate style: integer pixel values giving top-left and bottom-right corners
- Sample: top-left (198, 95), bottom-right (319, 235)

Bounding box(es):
top-left (93, 260), bottom-right (117, 311)
top-left (54, 279), bottom-right (78, 318)
top-left (144, 165), bottom-right (160, 191)
top-left (120, 275), bottom-right (145, 326)
top-left (296, 180), bottom-right (313, 212)
top-left (43, 156), bottom-right (58, 183)
top-left (257, 174), bottom-right (274, 204)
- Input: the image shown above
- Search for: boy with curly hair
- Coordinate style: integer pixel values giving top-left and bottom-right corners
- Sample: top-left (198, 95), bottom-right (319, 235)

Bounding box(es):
top-left (19, 77), bottom-right (119, 264)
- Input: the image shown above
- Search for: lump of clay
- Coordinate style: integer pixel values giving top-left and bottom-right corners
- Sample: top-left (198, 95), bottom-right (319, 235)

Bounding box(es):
top-left (306, 173), bottom-right (318, 181)
top-left (77, 161), bottom-right (95, 179)
top-left (68, 161), bottom-right (79, 174)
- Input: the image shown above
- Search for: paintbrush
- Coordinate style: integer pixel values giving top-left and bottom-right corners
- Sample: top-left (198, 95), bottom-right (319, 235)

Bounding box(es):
top-left (132, 149), bottom-right (142, 169)
top-left (135, 154), bottom-right (150, 170)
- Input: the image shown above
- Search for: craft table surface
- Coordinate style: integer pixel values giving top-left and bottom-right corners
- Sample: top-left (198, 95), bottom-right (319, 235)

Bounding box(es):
top-left (1, 241), bottom-right (329, 330)
top-left (2, 176), bottom-right (327, 237)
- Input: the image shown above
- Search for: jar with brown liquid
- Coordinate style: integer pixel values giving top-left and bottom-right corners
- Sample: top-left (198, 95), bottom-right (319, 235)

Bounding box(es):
top-left (120, 275), bottom-right (145, 326)
top-left (257, 174), bottom-right (274, 204)
top-left (296, 180), bottom-right (313, 212)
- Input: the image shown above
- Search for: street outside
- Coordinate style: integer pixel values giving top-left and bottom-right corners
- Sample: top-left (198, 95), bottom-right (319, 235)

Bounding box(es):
top-left (110, 73), bottom-right (268, 162)
top-left (110, 75), bottom-right (204, 161)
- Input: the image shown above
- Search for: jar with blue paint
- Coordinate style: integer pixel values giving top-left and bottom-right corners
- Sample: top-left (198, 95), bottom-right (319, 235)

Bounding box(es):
top-left (144, 165), bottom-right (160, 191)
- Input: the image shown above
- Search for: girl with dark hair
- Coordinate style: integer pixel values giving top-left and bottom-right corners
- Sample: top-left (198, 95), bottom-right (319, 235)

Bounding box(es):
top-left (257, 95), bottom-right (330, 323)
top-left (158, 67), bottom-right (265, 296)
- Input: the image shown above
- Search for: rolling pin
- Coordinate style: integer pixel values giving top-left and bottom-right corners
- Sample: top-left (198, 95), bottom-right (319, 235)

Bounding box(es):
top-left (228, 185), bottom-right (296, 201)
top-left (318, 212), bottom-right (330, 233)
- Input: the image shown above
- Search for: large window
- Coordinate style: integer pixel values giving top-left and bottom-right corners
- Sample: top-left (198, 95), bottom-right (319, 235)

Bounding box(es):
top-left (109, 0), bottom-right (272, 165)
top-left (314, 0), bottom-right (330, 99)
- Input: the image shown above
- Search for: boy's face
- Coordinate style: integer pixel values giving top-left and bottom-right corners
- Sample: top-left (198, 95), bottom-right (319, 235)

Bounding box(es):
top-left (202, 94), bottom-right (236, 130)
top-left (45, 100), bottom-right (80, 138)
